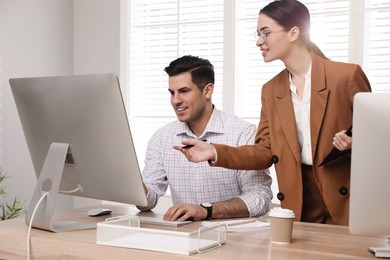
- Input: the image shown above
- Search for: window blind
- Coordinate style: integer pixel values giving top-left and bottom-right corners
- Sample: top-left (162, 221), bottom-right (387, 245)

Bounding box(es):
top-left (129, 0), bottom-right (223, 166)
top-left (235, 0), bottom-right (350, 120)
top-left (363, 0), bottom-right (390, 92)
top-left (128, 0), bottom-right (390, 168)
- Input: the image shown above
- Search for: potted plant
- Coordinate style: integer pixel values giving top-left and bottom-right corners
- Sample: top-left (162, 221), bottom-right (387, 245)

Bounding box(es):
top-left (0, 167), bottom-right (24, 220)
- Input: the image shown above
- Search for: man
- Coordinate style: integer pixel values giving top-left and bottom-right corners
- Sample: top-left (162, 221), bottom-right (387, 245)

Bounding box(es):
top-left (136, 55), bottom-right (272, 221)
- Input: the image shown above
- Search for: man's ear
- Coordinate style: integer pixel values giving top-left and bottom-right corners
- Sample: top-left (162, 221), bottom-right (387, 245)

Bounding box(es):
top-left (204, 83), bottom-right (214, 98)
top-left (289, 26), bottom-right (300, 42)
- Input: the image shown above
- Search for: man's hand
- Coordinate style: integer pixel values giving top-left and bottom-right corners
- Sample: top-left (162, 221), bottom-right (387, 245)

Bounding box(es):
top-left (163, 203), bottom-right (207, 221)
top-left (163, 198), bottom-right (250, 221)
top-left (173, 139), bottom-right (217, 163)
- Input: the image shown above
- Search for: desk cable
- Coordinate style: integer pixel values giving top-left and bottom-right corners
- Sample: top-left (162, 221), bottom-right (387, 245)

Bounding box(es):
top-left (59, 184), bottom-right (83, 194)
top-left (25, 185), bottom-right (82, 259)
top-left (26, 191), bottom-right (50, 260)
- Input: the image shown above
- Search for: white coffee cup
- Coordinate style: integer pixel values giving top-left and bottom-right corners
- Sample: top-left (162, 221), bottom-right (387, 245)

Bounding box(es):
top-left (268, 207), bottom-right (295, 244)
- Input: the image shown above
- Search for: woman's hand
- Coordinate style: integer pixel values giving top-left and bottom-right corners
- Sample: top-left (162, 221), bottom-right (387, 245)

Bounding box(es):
top-left (173, 139), bottom-right (217, 163)
top-left (333, 129), bottom-right (352, 151)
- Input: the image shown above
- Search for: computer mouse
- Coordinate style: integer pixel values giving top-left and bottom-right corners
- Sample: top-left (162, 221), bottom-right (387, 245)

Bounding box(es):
top-left (87, 208), bottom-right (112, 217)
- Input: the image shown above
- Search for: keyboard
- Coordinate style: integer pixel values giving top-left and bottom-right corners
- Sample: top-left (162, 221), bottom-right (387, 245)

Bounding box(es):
top-left (137, 216), bottom-right (193, 227)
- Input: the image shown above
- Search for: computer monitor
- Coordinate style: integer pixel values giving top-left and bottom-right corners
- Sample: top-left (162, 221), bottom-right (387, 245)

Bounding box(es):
top-left (10, 73), bottom-right (147, 232)
top-left (349, 92), bottom-right (390, 256)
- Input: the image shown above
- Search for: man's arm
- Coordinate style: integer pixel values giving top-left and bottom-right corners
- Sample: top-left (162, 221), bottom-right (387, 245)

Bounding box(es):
top-left (165, 124), bottom-right (272, 221)
top-left (211, 198), bottom-right (249, 218)
top-left (136, 131), bottom-right (168, 211)
top-left (163, 198), bottom-right (249, 221)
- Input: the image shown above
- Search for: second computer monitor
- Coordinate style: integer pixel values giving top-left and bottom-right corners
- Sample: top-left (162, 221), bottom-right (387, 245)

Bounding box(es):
top-left (349, 92), bottom-right (390, 237)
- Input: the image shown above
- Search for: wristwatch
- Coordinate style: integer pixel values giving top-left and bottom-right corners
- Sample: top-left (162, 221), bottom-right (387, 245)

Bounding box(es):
top-left (200, 202), bottom-right (213, 220)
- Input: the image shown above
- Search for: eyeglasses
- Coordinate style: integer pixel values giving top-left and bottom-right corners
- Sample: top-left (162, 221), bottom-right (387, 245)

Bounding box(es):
top-left (254, 29), bottom-right (286, 42)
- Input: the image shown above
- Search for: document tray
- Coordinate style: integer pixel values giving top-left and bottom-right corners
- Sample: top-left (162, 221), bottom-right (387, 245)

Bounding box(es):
top-left (96, 216), bottom-right (227, 255)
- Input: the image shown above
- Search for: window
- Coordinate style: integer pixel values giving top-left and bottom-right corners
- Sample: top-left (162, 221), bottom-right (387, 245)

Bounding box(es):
top-left (0, 24), bottom-right (2, 160)
top-left (128, 0), bottom-right (224, 165)
top-left (363, 0), bottom-right (390, 91)
top-left (127, 0), bottom-right (390, 171)
top-left (234, 0), bottom-right (350, 121)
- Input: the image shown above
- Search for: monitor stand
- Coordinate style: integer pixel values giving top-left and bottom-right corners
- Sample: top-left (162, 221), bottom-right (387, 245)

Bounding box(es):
top-left (369, 237), bottom-right (390, 258)
top-left (25, 142), bottom-right (95, 232)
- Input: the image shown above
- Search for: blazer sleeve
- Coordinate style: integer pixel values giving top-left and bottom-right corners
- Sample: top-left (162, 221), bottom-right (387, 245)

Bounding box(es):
top-left (213, 90), bottom-right (273, 170)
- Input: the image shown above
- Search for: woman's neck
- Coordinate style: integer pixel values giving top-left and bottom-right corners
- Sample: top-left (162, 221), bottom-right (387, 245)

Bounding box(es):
top-left (283, 47), bottom-right (312, 98)
top-left (284, 47), bottom-right (312, 79)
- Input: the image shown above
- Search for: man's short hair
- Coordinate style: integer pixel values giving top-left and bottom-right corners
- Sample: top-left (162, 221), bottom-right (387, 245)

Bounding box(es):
top-left (164, 55), bottom-right (214, 90)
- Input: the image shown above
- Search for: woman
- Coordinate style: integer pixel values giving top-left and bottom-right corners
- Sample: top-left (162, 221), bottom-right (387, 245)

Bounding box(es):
top-left (174, 0), bottom-right (371, 225)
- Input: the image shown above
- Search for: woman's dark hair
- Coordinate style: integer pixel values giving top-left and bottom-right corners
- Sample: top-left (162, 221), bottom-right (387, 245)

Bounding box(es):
top-left (164, 55), bottom-right (215, 91)
top-left (260, 0), bottom-right (327, 59)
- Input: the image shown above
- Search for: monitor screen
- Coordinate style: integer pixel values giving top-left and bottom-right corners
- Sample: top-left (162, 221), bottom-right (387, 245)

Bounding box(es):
top-left (10, 73), bottom-right (147, 232)
top-left (349, 92), bottom-right (390, 236)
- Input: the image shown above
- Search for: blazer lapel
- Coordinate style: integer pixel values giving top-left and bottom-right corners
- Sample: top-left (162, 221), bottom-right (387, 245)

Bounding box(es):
top-left (274, 71), bottom-right (301, 163)
top-left (310, 53), bottom-right (329, 159)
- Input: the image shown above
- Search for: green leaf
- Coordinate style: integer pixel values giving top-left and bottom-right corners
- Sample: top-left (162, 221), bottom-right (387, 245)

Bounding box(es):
top-left (0, 168), bottom-right (24, 220)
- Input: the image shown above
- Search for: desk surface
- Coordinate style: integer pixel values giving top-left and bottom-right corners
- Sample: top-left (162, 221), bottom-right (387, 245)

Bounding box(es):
top-left (0, 204), bottom-right (387, 260)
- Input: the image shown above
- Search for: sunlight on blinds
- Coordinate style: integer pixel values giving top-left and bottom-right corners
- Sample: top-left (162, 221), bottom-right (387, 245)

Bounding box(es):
top-left (307, 0), bottom-right (349, 61)
top-left (364, 0), bottom-right (390, 92)
top-left (127, 0), bottom-right (390, 167)
top-left (235, 0), bottom-right (284, 119)
top-left (129, 0), bottom-right (223, 167)
top-left (234, 0), bottom-right (350, 119)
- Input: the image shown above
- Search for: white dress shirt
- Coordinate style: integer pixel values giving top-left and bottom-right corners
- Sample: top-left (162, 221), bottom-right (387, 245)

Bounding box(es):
top-left (137, 107), bottom-right (273, 217)
top-left (290, 65), bottom-right (313, 165)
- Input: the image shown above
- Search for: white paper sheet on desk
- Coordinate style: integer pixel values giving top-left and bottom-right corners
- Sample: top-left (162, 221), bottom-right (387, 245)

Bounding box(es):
top-left (202, 219), bottom-right (270, 232)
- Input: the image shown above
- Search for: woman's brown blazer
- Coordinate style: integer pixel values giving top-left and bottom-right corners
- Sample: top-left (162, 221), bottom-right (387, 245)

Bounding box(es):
top-left (213, 52), bottom-right (371, 225)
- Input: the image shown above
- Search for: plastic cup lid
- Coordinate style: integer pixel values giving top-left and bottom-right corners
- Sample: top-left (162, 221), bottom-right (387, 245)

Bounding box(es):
top-left (268, 207), bottom-right (295, 218)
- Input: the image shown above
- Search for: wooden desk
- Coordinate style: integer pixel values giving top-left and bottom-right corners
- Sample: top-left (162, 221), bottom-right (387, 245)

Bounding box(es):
top-left (0, 204), bottom-right (387, 259)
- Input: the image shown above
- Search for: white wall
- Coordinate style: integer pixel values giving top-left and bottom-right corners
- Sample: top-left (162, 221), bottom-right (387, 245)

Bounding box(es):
top-left (72, 0), bottom-right (121, 208)
top-left (73, 0), bottom-right (120, 75)
top-left (0, 0), bottom-right (121, 210)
